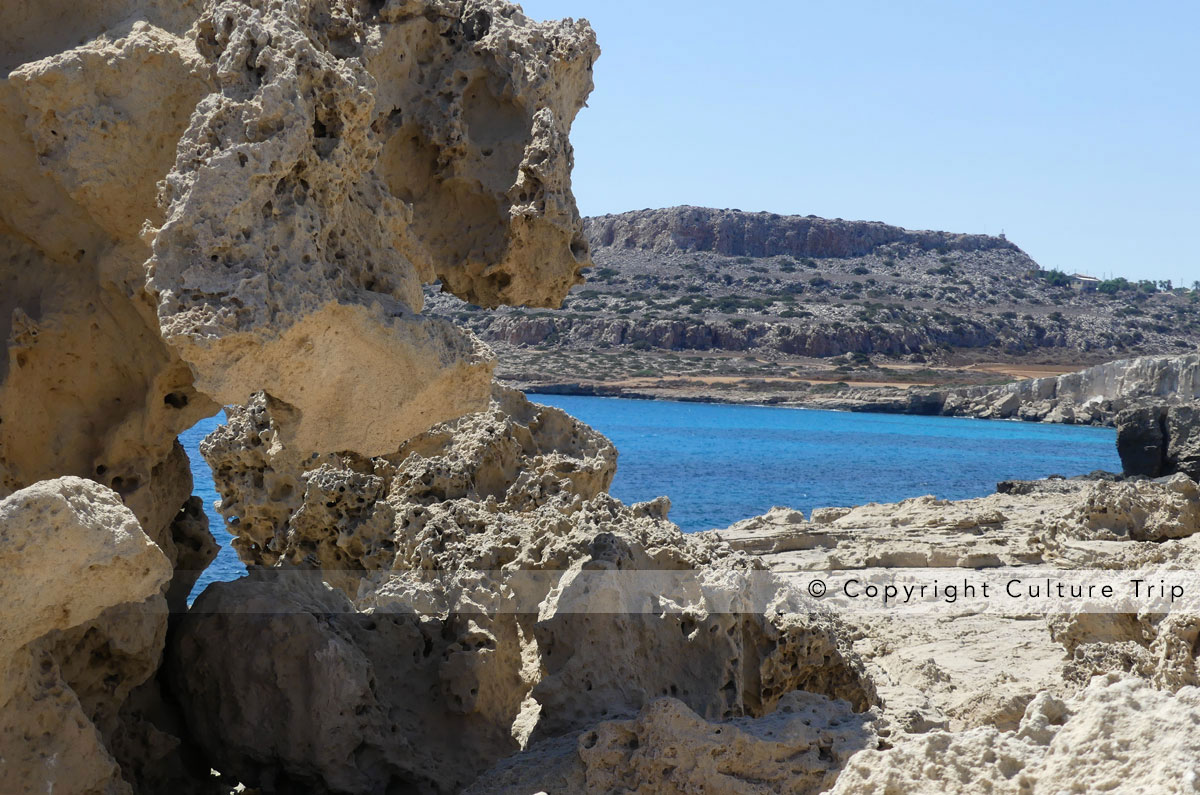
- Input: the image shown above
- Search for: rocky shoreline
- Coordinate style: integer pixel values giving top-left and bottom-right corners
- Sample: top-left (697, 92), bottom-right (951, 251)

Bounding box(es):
top-left (4, 1), bottom-right (1200, 793)
top-left (518, 353), bottom-right (1200, 423)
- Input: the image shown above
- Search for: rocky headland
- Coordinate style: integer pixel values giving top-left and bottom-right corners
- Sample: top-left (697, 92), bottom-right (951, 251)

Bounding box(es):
top-left (3, 1), bottom-right (1200, 794)
top-left (428, 206), bottom-right (1200, 406)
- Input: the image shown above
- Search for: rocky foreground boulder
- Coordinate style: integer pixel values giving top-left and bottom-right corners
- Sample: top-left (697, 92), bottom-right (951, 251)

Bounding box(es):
top-left (0, 2), bottom-right (874, 792)
top-left (4, 1), bottom-right (1200, 793)
top-left (711, 475), bottom-right (1200, 793)
top-left (1114, 402), bottom-right (1200, 479)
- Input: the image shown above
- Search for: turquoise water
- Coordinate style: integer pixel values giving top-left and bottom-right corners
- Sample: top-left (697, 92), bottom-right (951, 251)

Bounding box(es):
top-left (529, 396), bottom-right (1119, 533)
top-left (183, 397), bottom-right (1119, 597)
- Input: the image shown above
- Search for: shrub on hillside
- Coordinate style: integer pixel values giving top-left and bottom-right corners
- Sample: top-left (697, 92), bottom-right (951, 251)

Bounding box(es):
top-left (1040, 269), bottom-right (1071, 287)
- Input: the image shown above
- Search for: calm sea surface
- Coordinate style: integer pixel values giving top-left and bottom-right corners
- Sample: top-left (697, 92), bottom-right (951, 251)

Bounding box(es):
top-left (183, 396), bottom-right (1119, 599)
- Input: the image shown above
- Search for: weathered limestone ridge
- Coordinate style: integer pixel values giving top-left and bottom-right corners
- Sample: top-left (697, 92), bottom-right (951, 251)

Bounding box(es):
top-left (4, 1), bottom-right (1200, 793)
top-left (1, 0), bottom-right (611, 790)
top-left (585, 205), bottom-right (1021, 260)
top-left (929, 353), bottom-right (1200, 424)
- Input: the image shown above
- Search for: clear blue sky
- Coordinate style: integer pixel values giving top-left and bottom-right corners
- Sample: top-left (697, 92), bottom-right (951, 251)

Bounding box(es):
top-left (519, 0), bottom-right (1199, 284)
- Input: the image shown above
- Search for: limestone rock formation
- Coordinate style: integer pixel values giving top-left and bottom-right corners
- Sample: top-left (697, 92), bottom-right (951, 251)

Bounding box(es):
top-left (923, 353), bottom-right (1200, 426)
top-left (586, 206), bottom-right (1019, 259)
top-left (829, 675), bottom-right (1200, 794)
top-left (12, 0), bottom-right (1200, 793)
top-left (199, 385), bottom-right (619, 587)
top-left (1, 0), bottom-right (600, 791)
top-left (174, 389), bottom-right (876, 792)
top-left (467, 691), bottom-right (883, 794)
top-left (0, 20), bottom-right (226, 789)
top-left (147, 0), bottom-right (598, 456)
top-left (0, 13), bottom-right (218, 546)
top-left (712, 474), bottom-right (1200, 736)
top-left (1115, 402), bottom-right (1200, 478)
top-left (171, 554), bottom-right (874, 793)
top-left (0, 478), bottom-right (172, 795)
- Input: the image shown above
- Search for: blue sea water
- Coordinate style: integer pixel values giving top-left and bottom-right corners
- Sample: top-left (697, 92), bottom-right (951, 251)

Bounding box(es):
top-left (182, 397), bottom-right (1119, 598)
top-left (530, 396), bottom-right (1120, 533)
top-left (180, 414), bottom-right (242, 600)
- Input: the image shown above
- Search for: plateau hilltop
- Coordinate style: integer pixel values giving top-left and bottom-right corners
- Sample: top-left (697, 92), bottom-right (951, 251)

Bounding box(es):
top-left (429, 206), bottom-right (1200, 402)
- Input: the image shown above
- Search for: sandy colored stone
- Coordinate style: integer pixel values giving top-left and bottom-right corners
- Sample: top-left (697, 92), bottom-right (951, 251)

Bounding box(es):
top-left (148, 0), bottom-right (599, 456)
top-left (15, 1), bottom-right (1200, 793)
top-left (199, 385), bottom-right (618, 586)
top-left (0, 19), bottom-right (217, 534)
top-left (0, 35), bottom-right (221, 737)
top-left (367, 2), bottom-right (597, 308)
top-left (172, 513), bottom-right (874, 792)
top-left (712, 475), bottom-right (1200, 736)
top-left (715, 476), bottom-right (1200, 572)
top-left (0, 478), bottom-right (171, 665)
top-left (467, 691), bottom-right (882, 794)
top-left (2, 3), bottom-right (598, 788)
top-left (175, 389), bottom-right (874, 793)
top-left (930, 353), bottom-right (1200, 424)
top-left (0, 0), bottom-right (202, 72)
top-left (8, 20), bottom-right (213, 240)
top-left (0, 478), bottom-right (171, 795)
top-left (830, 675), bottom-right (1200, 794)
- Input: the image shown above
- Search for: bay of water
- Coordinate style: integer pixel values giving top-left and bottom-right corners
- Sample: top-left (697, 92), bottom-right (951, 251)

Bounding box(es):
top-left (183, 397), bottom-right (1119, 598)
top-left (530, 396), bottom-right (1120, 533)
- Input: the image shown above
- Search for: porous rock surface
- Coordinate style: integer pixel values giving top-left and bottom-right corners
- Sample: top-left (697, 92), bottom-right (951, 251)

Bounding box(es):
top-left (0, 0), bottom-right (601, 791)
top-left (198, 384), bottom-right (619, 585)
top-left (176, 387), bottom-right (876, 792)
top-left (467, 691), bottom-right (882, 795)
top-left (712, 471), bottom-right (1200, 788)
top-left (0, 478), bottom-right (172, 795)
top-left (147, 0), bottom-right (598, 456)
top-left (7, 1), bottom-right (1200, 794)
top-left (829, 675), bottom-right (1200, 794)
top-left (713, 475), bottom-right (1200, 725)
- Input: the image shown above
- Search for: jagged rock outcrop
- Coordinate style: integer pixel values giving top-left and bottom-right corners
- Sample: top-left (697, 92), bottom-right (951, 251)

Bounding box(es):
top-left (920, 353), bottom-right (1200, 425)
top-left (199, 385), bottom-right (618, 587)
top-left (0, 12), bottom-right (218, 553)
top-left (1, 0), bottom-right (600, 791)
top-left (13, 1), bottom-right (1200, 793)
top-left (711, 474), bottom-right (1200, 736)
top-left (0, 478), bottom-right (172, 794)
top-left (175, 388), bottom-right (876, 792)
top-left (829, 675), bottom-right (1200, 794)
top-left (1, 15), bottom-right (228, 791)
top-left (585, 206), bottom-right (1020, 260)
top-left (1115, 402), bottom-right (1200, 478)
top-left (147, 0), bottom-right (597, 456)
top-left (466, 691), bottom-right (883, 794)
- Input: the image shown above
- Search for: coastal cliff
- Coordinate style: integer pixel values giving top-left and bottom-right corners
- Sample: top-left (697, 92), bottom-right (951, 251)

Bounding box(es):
top-left (585, 206), bottom-right (1019, 260)
top-left (925, 354), bottom-right (1200, 423)
top-left (890, 354), bottom-right (1200, 480)
top-left (430, 206), bottom-right (1200, 398)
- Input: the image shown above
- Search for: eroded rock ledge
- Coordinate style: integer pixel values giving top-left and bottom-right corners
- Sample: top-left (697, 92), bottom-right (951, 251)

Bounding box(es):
top-left (1, 0), bottom-right (602, 790)
top-left (704, 473), bottom-right (1200, 792)
top-left (5, 0), bottom-right (1200, 793)
top-left (176, 386), bottom-right (875, 792)
top-left (903, 353), bottom-right (1200, 427)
